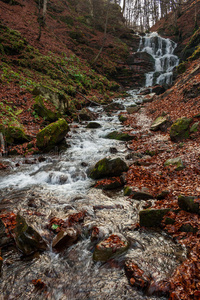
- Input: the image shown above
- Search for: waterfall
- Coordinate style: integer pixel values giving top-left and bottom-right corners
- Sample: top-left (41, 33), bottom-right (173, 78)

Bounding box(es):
top-left (0, 132), bottom-right (5, 156)
top-left (138, 32), bottom-right (179, 87)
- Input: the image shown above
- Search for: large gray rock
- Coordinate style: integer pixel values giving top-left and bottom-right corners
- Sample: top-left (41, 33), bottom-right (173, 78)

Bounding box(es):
top-left (88, 157), bottom-right (128, 180)
top-left (164, 157), bottom-right (185, 171)
top-left (139, 208), bottom-right (170, 227)
top-left (93, 233), bottom-right (129, 261)
top-left (178, 195), bottom-right (200, 215)
top-left (150, 116), bottom-right (167, 131)
top-left (170, 117), bottom-right (192, 142)
top-left (14, 214), bottom-right (47, 255)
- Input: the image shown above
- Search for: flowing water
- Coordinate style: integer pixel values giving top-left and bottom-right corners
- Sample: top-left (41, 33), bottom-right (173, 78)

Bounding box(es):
top-left (0, 35), bottom-right (186, 300)
top-left (138, 32), bottom-right (179, 87)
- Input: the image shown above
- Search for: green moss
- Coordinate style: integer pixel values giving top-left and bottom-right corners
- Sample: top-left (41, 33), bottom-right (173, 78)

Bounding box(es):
top-left (2, 123), bottom-right (30, 145)
top-left (118, 114), bottom-right (128, 123)
top-left (139, 208), bottom-right (170, 227)
top-left (124, 186), bottom-right (132, 196)
top-left (33, 95), bottom-right (60, 122)
top-left (36, 118), bottom-right (69, 152)
top-left (170, 117), bottom-right (192, 142)
top-left (105, 131), bottom-right (135, 141)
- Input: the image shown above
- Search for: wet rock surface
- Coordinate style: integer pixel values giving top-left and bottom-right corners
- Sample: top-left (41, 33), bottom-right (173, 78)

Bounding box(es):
top-left (88, 157), bottom-right (128, 180)
top-left (14, 214), bottom-right (47, 255)
top-left (93, 233), bottom-right (129, 262)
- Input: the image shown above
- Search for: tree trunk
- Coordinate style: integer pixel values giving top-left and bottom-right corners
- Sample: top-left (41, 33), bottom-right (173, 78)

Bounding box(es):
top-left (92, 0), bottom-right (109, 65)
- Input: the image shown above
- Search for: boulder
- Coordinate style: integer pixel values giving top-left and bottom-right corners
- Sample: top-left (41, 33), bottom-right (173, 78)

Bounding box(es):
top-left (33, 95), bottom-right (59, 122)
top-left (151, 85), bottom-right (166, 95)
top-left (132, 191), bottom-right (154, 200)
top-left (118, 114), bottom-right (128, 123)
top-left (179, 224), bottom-right (198, 233)
top-left (86, 122), bottom-right (101, 129)
top-left (124, 186), bottom-right (133, 196)
top-left (88, 157), bottom-right (128, 180)
top-left (126, 106), bottom-right (141, 114)
top-left (32, 86), bottom-right (68, 113)
top-left (14, 214), bottom-right (47, 255)
top-left (93, 233), bottom-right (129, 261)
top-left (0, 124), bottom-right (30, 145)
top-left (52, 228), bottom-right (78, 250)
top-left (79, 108), bottom-right (96, 121)
top-left (150, 116), bottom-right (167, 131)
top-left (104, 102), bottom-right (124, 112)
top-left (178, 195), bottom-right (200, 214)
top-left (143, 93), bottom-right (156, 103)
top-left (105, 131), bottom-right (136, 141)
top-left (139, 208), bottom-right (170, 227)
top-left (190, 122), bottom-right (199, 133)
top-left (164, 157), bottom-right (184, 171)
top-left (170, 117), bottom-right (192, 142)
top-left (36, 118), bottom-right (69, 152)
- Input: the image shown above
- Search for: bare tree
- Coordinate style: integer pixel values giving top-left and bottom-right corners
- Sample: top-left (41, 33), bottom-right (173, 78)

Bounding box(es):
top-left (37, 0), bottom-right (48, 41)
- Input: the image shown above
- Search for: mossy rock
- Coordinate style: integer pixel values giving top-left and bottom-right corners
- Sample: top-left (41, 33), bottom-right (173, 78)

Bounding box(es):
top-left (164, 157), bottom-right (185, 171)
top-left (14, 214), bottom-right (47, 255)
top-left (126, 106), bottom-right (140, 114)
top-left (170, 117), bottom-right (192, 142)
top-left (86, 122), bottom-right (101, 129)
top-left (93, 234), bottom-right (129, 262)
top-left (179, 224), bottom-right (198, 233)
top-left (2, 124), bottom-right (30, 145)
top-left (124, 186), bottom-right (133, 196)
top-left (190, 122), bottom-right (199, 133)
top-left (150, 116), bottom-right (167, 131)
top-left (178, 195), bottom-right (200, 215)
top-left (139, 208), bottom-right (170, 227)
top-left (89, 157), bottom-right (128, 180)
top-left (118, 114), bottom-right (128, 123)
top-left (105, 131), bottom-right (136, 141)
top-left (132, 191), bottom-right (154, 200)
top-left (36, 118), bottom-right (69, 152)
top-left (32, 86), bottom-right (67, 113)
top-left (33, 95), bottom-right (59, 122)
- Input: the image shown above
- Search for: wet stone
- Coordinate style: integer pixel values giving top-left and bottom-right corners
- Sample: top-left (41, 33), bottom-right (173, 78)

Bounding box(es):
top-left (15, 214), bottom-right (47, 255)
top-left (125, 260), bottom-right (150, 290)
top-left (86, 122), bottom-right (101, 129)
top-left (178, 195), bottom-right (200, 215)
top-left (105, 131), bottom-right (136, 141)
top-left (93, 233), bottom-right (129, 262)
top-left (52, 228), bottom-right (79, 250)
top-left (139, 208), bottom-right (170, 227)
top-left (89, 157), bottom-right (128, 180)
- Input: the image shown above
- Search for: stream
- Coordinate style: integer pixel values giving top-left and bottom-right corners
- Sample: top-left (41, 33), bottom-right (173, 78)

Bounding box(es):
top-left (0, 34), bottom-right (186, 299)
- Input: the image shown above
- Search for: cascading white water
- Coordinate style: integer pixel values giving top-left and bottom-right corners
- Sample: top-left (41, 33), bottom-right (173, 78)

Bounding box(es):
top-left (138, 32), bottom-right (179, 87)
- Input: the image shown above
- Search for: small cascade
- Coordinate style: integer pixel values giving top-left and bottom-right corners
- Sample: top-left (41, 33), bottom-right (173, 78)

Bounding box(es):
top-left (0, 132), bottom-right (5, 156)
top-left (138, 32), bottom-right (179, 87)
